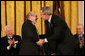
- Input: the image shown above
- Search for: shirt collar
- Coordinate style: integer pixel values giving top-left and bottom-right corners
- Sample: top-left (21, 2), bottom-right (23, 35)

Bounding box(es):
top-left (78, 34), bottom-right (84, 38)
top-left (7, 35), bottom-right (14, 39)
top-left (7, 36), bottom-right (13, 40)
top-left (27, 19), bottom-right (35, 25)
top-left (32, 22), bottom-right (35, 25)
top-left (8, 37), bottom-right (12, 39)
top-left (48, 15), bottom-right (52, 23)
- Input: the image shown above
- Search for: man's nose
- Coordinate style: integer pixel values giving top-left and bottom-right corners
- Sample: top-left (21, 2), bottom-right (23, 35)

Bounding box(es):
top-left (9, 32), bottom-right (12, 34)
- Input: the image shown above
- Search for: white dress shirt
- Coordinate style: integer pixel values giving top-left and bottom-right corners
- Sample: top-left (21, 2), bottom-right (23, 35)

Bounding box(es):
top-left (44, 15), bottom-right (52, 43)
top-left (48, 15), bottom-right (52, 23)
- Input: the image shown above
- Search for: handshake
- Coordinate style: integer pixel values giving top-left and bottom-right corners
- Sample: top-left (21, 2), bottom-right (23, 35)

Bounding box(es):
top-left (36, 35), bottom-right (48, 47)
top-left (36, 39), bottom-right (45, 47)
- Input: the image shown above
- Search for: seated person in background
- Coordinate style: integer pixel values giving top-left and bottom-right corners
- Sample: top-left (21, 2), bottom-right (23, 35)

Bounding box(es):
top-left (74, 24), bottom-right (84, 55)
top-left (1, 25), bottom-right (22, 55)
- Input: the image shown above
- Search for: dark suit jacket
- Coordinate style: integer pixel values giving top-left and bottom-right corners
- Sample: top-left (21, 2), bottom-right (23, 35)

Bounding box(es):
top-left (74, 34), bottom-right (84, 55)
top-left (19, 20), bottom-right (41, 55)
top-left (1, 35), bottom-right (21, 55)
top-left (43, 15), bottom-right (77, 55)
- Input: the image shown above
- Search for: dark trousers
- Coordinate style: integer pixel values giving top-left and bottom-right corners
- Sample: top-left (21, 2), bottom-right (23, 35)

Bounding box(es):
top-left (43, 43), bottom-right (50, 55)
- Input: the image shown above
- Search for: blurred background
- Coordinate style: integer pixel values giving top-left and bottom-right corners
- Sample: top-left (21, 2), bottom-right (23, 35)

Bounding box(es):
top-left (1, 1), bottom-right (84, 37)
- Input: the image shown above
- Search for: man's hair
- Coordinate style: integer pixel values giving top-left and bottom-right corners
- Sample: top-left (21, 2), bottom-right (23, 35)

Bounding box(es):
top-left (5, 25), bottom-right (13, 32)
top-left (41, 6), bottom-right (52, 15)
top-left (26, 11), bottom-right (37, 20)
top-left (77, 24), bottom-right (84, 28)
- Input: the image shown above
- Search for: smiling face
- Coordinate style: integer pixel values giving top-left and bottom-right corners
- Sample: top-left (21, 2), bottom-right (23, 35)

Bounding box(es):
top-left (76, 25), bottom-right (84, 35)
top-left (5, 26), bottom-right (13, 38)
top-left (40, 7), bottom-right (52, 21)
top-left (28, 11), bottom-right (38, 24)
top-left (30, 15), bottom-right (38, 23)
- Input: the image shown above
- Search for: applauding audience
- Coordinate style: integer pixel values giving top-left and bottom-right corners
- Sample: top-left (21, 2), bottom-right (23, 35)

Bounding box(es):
top-left (74, 24), bottom-right (84, 55)
top-left (1, 26), bottom-right (22, 55)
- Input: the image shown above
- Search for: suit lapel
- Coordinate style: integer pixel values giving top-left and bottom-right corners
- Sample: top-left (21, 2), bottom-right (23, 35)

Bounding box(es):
top-left (5, 36), bottom-right (9, 45)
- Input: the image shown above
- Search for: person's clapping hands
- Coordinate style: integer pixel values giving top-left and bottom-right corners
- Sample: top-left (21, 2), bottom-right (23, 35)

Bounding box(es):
top-left (36, 39), bottom-right (45, 47)
top-left (8, 38), bottom-right (15, 48)
top-left (80, 38), bottom-right (84, 47)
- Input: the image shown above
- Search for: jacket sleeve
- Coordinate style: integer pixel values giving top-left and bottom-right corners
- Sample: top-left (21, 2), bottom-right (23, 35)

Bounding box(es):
top-left (1, 38), bottom-right (9, 54)
top-left (14, 36), bottom-right (22, 54)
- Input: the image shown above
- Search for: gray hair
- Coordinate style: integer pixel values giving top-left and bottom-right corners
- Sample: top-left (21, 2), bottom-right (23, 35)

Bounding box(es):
top-left (5, 25), bottom-right (13, 32)
top-left (77, 24), bottom-right (84, 28)
top-left (26, 11), bottom-right (37, 20)
top-left (41, 6), bottom-right (52, 15)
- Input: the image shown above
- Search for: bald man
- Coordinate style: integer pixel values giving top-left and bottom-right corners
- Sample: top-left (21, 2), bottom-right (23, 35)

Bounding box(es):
top-left (19, 11), bottom-right (44, 55)
top-left (74, 24), bottom-right (84, 55)
top-left (1, 26), bottom-right (21, 55)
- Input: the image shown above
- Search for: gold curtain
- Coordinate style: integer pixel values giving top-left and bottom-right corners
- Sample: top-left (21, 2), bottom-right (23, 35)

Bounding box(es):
top-left (1, 1), bottom-right (53, 37)
top-left (60, 1), bottom-right (78, 35)
top-left (1, 1), bottom-right (78, 37)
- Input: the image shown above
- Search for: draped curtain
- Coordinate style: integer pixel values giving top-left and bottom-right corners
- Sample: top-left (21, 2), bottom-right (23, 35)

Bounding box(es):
top-left (1, 1), bottom-right (53, 37)
top-left (1, 1), bottom-right (84, 37)
top-left (60, 1), bottom-right (78, 35)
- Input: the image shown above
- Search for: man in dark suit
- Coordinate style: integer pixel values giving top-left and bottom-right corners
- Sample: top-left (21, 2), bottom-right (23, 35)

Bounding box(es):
top-left (19, 11), bottom-right (44, 55)
top-left (40, 7), bottom-right (77, 55)
top-left (74, 24), bottom-right (84, 55)
top-left (1, 26), bottom-right (21, 55)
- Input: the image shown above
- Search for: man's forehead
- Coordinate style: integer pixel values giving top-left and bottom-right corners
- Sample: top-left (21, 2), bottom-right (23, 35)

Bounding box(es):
top-left (5, 26), bottom-right (13, 31)
top-left (6, 29), bottom-right (12, 32)
top-left (77, 25), bottom-right (83, 28)
top-left (30, 11), bottom-right (37, 16)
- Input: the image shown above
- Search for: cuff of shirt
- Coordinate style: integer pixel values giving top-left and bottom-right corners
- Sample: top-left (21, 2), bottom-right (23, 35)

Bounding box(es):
top-left (44, 38), bottom-right (48, 43)
top-left (7, 46), bottom-right (10, 50)
top-left (13, 44), bottom-right (17, 48)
